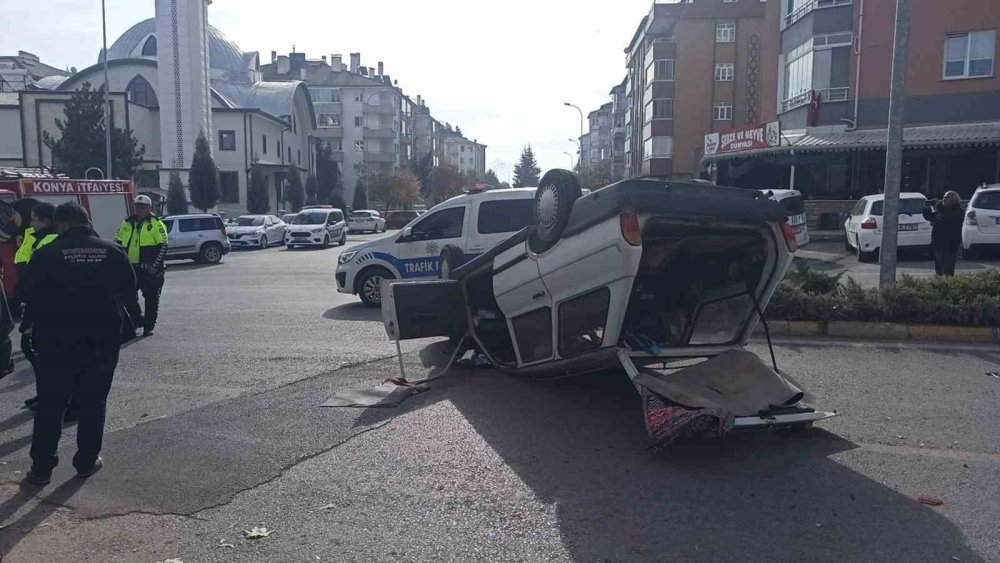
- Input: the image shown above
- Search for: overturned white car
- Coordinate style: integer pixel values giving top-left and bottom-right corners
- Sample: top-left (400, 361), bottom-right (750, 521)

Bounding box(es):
top-left (381, 171), bottom-right (835, 448)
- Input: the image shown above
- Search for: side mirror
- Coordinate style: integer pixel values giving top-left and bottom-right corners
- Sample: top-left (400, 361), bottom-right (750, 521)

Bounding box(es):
top-left (398, 227), bottom-right (412, 242)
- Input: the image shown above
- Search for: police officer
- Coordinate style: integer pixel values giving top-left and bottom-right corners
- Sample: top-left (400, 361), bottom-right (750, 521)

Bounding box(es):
top-left (14, 202), bottom-right (59, 276)
top-left (115, 195), bottom-right (168, 337)
top-left (18, 202), bottom-right (135, 486)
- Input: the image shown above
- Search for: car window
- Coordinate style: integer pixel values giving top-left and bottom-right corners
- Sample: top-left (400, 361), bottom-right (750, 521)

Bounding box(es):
top-left (162, 219), bottom-right (175, 232)
top-left (329, 211), bottom-right (344, 223)
top-left (972, 191), bottom-right (1000, 211)
top-left (870, 198), bottom-right (925, 216)
top-left (477, 199), bottom-right (534, 234)
top-left (776, 195), bottom-right (804, 216)
top-left (409, 207), bottom-right (465, 241)
top-left (179, 217), bottom-right (217, 232)
top-left (850, 199), bottom-right (867, 216)
top-left (350, 211), bottom-right (372, 218)
top-left (236, 216), bottom-right (265, 227)
top-left (293, 211), bottom-right (328, 225)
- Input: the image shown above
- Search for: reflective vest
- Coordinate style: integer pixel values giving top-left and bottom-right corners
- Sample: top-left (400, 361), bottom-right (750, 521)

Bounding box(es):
top-left (115, 215), bottom-right (169, 265)
top-left (14, 227), bottom-right (58, 265)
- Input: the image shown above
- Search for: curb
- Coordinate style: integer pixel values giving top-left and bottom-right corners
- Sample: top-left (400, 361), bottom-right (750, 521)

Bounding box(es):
top-left (759, 320), bottom-right (999, 343)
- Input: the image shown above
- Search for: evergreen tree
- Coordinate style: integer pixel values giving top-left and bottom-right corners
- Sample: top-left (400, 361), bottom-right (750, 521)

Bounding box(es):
top-left (353, 177), bottom-right (369, 210)
top-left (512, 145), bottom-right (541, 187)
top-left (285, 165), bottom-right (305, 212)
top-left (483, 169), bottom-right (501, 187)
top-left (43, 82), bottom-right (146, 178)
top-left (247, 163), bottom-right (269, 214)
top-left (165, 171), bottom-right (189, 216)
top-left (188, 131), bottom-right (219, 211)
top-left (305, 173), bottom-right (318, 206)
top-left (330, 190), bottom-right (349, 214)
top-left (315, 143), bottom-right (341, 204)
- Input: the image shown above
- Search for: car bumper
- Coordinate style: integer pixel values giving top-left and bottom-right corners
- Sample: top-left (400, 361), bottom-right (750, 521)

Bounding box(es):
top-left (286, 237), bottom-right (326, 245)
top-left (229, 237), bottom-right (262, 247)
top-left (348, 223), bottom-right (376, 231)
top-left (856, 230), bottom-right (931, 250)
top-left (962, 226), bottom-right (1000, 249)
top-left (336, 269), bottom-right (354, 294)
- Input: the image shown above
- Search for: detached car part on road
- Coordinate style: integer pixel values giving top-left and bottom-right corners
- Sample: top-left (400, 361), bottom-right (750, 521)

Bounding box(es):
top-left (380, 171), bottom-right (835, 448)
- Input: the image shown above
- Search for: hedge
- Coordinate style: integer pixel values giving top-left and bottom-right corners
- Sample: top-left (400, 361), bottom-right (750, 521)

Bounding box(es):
top-left (766, 267), bottom-right (1000, 327)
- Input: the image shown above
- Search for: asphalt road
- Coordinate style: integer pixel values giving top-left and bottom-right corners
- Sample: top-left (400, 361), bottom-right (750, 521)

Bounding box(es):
top-left (1, 233), bottom-right (999, 562)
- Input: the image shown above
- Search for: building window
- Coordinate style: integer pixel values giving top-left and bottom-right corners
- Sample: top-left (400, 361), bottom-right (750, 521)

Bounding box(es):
top-left (645, 98), bottom-right (674, 121)
top-left (354, 116), bottom-right (364, 127)
top-left (716, 23), bottom-right (736, 43)
top-left (126, 75), bottom-right (159, 107)
top-left (219, 130), bottom-right (236, 151)
top-left (313, 88), bottom-right (342, 103)
top-left (262, 135), bottom-right (268, 155)
top-left (288, 146), bottom-right (292, 163)
top-left (723, 0), bottom-right (738, 2)
top-left (332, 140), bottom-right (343, 151)
top-left (277, 140), bottom-right (282, 159)
top-left (355, 140), bottom-right (365, 152)
top-left (298, 150), bottom-right (301, 165)
top-left (141, 36), bottom-right (157, 57)
top-left (219, 172), bottom-right (239, 203)
top-left (944, 30), bottom-right (996, 79)
top-left (713, 102), bottom-right (733, 121)
top-left (354, 92), bottom-right (363, 102)
top-left (715, 63), bottom-right (735, 81)
top-left (318, 114), bottom-right (340, 127)
top-left (646, 59), bottom-right (675, 84)
top-left (784, 50), bottom-right (814, 100)
top-left (642, 137), bottom-right (674, 160)
top-left (813, 32), bottom-right (853, 49)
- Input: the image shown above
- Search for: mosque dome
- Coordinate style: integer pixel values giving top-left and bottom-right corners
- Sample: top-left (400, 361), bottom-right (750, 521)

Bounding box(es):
top-left (99, 18), bottom-right (247, 74)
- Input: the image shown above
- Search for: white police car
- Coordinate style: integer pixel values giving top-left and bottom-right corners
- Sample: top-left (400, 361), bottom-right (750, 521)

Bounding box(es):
top-left (336, 187), bottom-right (536, 306)
top-left (284, 207), bottom-right (347, 248)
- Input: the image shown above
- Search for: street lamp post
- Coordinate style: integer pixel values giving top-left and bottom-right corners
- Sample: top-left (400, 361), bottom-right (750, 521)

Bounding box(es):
top-left (562, 152), bottom-right (575, 168)
top-left (563, 102), bottom-right (584, 167)
top-left (101, 0), bottom-right (113, 178)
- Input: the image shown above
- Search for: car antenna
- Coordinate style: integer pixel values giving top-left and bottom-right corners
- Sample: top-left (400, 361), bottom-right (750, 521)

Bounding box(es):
top-left (746, 283), bottom-right (778, 372)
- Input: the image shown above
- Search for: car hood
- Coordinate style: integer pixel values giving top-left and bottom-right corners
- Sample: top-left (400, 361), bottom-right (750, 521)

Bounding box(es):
top-left (347, 237), bottom-right (393, 254)
top-left (228, 225), bottom-right (265, 235)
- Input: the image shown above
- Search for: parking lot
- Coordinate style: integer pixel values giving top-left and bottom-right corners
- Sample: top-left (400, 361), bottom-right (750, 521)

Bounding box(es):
top-left (1, 228), bottom-right (999, 561)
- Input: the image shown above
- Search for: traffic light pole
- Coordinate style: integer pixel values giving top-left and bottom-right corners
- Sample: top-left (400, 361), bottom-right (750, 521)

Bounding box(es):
top-left (879, 0), bottom-right (911, 286)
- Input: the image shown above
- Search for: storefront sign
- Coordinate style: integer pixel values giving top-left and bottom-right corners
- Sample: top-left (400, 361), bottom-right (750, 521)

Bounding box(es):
top-left (22, 179), bottom-right (132, 195)
top-left (704, 121), bottom-right (781, 156)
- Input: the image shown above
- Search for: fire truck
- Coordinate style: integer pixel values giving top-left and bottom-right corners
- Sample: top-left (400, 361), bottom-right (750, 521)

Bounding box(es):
top-left (0, 168), bottom-right (135, 300)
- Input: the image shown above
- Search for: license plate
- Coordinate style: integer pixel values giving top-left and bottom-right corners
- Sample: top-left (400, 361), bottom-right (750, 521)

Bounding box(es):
top-left (899, 224), bottom-right (918, 231)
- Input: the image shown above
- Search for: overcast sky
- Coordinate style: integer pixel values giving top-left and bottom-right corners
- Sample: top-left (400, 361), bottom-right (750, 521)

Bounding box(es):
top-left (2, 0), bottom-right (656, 182)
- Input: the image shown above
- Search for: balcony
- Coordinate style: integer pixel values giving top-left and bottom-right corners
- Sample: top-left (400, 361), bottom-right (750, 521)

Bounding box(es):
top-left (314, 125), bottom-right (343, 138)
top-left (364, 152), bottom-right (396, 164)
top-left (780, 87), bottom-right (849, 113)
top-left (364, 127), bottom-right (397, 140)
top-left (363, 102), bottom-right (396, 115)
top-left (329, 150), bottom-right (344, 163)
top-left (784, 0), bottom-right (853, 29)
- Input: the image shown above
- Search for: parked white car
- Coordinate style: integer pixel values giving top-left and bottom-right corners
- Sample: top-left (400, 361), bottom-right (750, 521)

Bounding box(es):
top-left (348, 210), bottom-right (386, 233)
top-left (284, 207), bottom-right (347, 248)
top-left (336, 188), bottom-right (535, 306)
top-left (162, 214), bottom-right (231, 263)
top-left (762, 189), bottom-right (809, 247)
top-left (380, 172), bottom-right (832, 449)
top-left (844, 193), bottom-right (931, 262)
top-left (227, 214), bottom-right (287, 249)
top-left (962, 184), bottom-right (1000, 259)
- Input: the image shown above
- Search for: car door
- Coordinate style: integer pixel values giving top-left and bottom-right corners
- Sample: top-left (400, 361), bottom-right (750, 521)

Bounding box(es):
top-left (327, 210), bottom-right (344, 237)
top-left (394, 205), bottom-right (468, 278)
top-left (267, 215), bottom-right (284, 242)
top-left (845, 198), bottom-right (867, 244)
top-left (161, 219), bottom-right (179, 256)
top-left (467, 196), bottom-right (535, 258)
top-left (172, 218), bottom-right (203, 255)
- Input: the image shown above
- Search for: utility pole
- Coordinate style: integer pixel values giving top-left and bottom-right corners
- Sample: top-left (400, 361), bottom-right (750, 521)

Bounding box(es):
top-left (879, 0), bottom-right (911, 286)
top-left (101, 0), bottom-right (113, 179)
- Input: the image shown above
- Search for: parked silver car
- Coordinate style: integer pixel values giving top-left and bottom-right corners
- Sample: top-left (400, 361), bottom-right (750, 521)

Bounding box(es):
top-left (162, 214), bottom-right (231, 263)
top-left (228, 214), bottom-right (287, 249)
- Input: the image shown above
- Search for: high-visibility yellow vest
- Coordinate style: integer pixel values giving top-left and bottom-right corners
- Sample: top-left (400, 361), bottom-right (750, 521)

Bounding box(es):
top-left (115, 216), bottom-right (168, 265)
top-left (14, 227), bottom-right (58, 265)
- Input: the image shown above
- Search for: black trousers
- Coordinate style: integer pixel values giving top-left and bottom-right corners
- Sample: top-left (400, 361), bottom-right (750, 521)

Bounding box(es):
top-left (934, 249), bottom-right (958, 276)
top-left (29, 336), bottom-right (119, 474)
top-left (123, 267), bottom-right (164, 331)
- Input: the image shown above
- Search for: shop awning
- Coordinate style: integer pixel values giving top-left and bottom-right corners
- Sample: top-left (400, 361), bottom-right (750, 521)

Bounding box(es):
top-left (703, 121), bottom-right (1000, 163)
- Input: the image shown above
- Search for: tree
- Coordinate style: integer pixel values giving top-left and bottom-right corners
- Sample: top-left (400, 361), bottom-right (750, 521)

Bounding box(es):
top-left (431, 163), bottom-right (465, 203)
top-left (353, 177), bottom-right (369, 210)
top-left (330, 190), bottom-right (349, 214)
top-left (513, 145), bottom-right (541, 187)
top-left (285, 165), bottom-right (305, 212)
top-left (315, 143), bottom-right (341, 204)
top-left (247, 163), bottom-right (269, 214)
top-left (370, 171), bottom-right (421, 211)
top-left (482, 169), bottom-right (501, 187)
top-left (188, 131), bottom-right (219, 211)
top-left (305, 173), bottom-right (318, 206)
top-left (43, 82), bottom-right (146, 179)
top-left (575, 160), bottom-right (614, 190)
top-left (165, 171), bottom-right (189, 215)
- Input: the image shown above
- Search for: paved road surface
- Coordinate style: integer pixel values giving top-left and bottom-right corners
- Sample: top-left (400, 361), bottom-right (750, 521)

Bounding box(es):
top-left (1, 233), bottom-right (999, 562)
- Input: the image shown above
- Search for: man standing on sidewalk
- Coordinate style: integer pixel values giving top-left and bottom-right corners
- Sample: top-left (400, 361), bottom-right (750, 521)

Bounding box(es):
top-left (19, 202), bottom-right (135, 486)
top-left (115, 195), bottom-right (168, 337)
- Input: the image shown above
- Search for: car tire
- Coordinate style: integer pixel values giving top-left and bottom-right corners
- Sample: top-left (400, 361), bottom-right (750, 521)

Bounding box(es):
top-left (438, 245), bottom-right (466, 280)
top-left (356, 267), bottom-right (394, 308)
top-left (323, 234), bottom-right (330, 248)
top-left (528, 169), bottom-right (582, 254)
top-left (844, 235), bottom-right (853, 252)
top-left (259, 235), bottom-right (268, 250)
top-left (339, 231), bottom-right (347, 246)
top-left (964, 247), bottom-right (977, 260)
top-left (199, 242), bottom-right (223, 264)
top-left (857, 240), bottom-right (878, 263)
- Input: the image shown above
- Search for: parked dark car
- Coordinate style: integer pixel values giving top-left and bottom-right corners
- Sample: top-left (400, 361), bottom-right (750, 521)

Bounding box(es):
top-left (384, 210), bottom-right (424, 230)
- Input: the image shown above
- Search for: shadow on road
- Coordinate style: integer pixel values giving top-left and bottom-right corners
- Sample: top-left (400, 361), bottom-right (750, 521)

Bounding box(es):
top-left (0, 411), bottom-right (33, 433)
top-left (0, 478), bottom-right (85, 555)
top-left (323, 303), bottom-right (380, 322)
top-left (355, 358), bottom-right (983, 561)
top-left (164, 262), bottom-right (219, 272)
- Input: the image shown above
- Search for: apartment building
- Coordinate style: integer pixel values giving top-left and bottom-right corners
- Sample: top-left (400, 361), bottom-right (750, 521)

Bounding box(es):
top-left (704, 0), bottom-right (1000, 201)
top-left (610, 80), bottom-right (628, 179)
top-left (262, 51), bottom-right (411, 206)
top-left (0, 51), bottom-right (70, 92)
top-left (624, 0), bottom-right (777, 179)
top-left (439, 127), bottom-right (487, 177)
top-left (580, 102), bottom-right (614, 170)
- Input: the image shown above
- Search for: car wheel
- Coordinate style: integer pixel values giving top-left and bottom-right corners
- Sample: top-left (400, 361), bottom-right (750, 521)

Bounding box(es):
top-left (438, 245), bottom-right (466, 280)
top-left (844, 235), bottom-right (853, 252)
top-left (339, 231), bottom-right (347, 246)
top-left (964, 247), bottom-right (978, 260)
top-left (259, 235), bottom-right (268, 250)
top-left (199, 242), bottom-right (223, 264)
top-left (857, 240), bottom-right (878, 263)
top-left (323, 234), bottom-right (331, 248)
top-left (528, 169), bottom-right (582, 254)
top-left (357, 267), bottom-right (394, 308)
